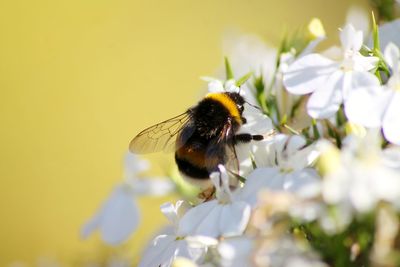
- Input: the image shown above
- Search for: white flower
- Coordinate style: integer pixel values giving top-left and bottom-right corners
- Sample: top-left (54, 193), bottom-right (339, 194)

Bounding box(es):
top-left (81, 153), bottom-right (174, 245)
top-left (345, 43), bottom-right (400, 144)
top-left (320, 131), bottom-right (400, 215)
top-left (139, 201), bottom-right (214, 267)
top-left (81, 184), bottom-right (140, 245)
top-left (237, 135), bottom-right (321, 207)
top-left (283, 24), bottom-right (379, 119)
top-left (178, 165), bottom-right (251, 238)
top-left (249, 133), bottom-right (318, 171)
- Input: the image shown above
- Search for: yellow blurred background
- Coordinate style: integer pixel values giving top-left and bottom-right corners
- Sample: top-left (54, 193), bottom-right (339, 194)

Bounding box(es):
top-left (0, 0), bottom-right (369, 266)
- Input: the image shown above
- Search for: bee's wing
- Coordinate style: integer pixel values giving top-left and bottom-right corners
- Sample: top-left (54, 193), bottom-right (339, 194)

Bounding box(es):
top-left (129, 112), bottom-right (193, 154)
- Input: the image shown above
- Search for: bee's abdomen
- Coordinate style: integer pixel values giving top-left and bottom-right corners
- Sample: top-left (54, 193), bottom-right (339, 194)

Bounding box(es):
top-left (175, 154), bottom-right (210, 179)
top-left (175, 142), bottom-right (222, 179)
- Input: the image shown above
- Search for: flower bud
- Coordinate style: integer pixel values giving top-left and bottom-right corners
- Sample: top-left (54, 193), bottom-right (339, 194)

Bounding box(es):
top-left (307, 18), bottom-right (325, 40)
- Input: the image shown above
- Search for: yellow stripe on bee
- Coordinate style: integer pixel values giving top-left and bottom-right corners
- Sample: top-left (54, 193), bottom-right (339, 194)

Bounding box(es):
top-left (205, 93), bottom-right (242, 124)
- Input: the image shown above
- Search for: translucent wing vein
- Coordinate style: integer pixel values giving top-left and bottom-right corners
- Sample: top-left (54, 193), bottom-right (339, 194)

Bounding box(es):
top-left (129, 112), bottom-right (192, 154)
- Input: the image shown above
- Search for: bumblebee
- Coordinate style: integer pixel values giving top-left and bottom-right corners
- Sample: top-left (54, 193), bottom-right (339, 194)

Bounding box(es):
top-left (129, 92), bottom-right (268, 187)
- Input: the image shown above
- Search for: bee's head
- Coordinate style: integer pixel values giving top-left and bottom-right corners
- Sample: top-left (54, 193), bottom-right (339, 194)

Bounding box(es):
top-left (226, 92), bottom-right (245, 115)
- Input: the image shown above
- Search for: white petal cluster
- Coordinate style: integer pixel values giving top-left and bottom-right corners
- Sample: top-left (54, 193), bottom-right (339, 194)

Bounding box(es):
top-left (237, 134), bottom-right (321, 207)
top-left (346, 43), bottom-right (400, 144)
top-left (320, 132), bottom-right (400, 216)
top-left (81, 153), bottom-right (174, 245)
top-left (283, 24), bottom-right (379, 119)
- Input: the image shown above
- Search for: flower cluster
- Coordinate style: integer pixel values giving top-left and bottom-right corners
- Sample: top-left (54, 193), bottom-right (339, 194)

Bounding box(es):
top-left (83, 8), bottom-right (400, 267)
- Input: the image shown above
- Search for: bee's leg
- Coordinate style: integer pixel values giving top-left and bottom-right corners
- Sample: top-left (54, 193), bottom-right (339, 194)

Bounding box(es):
top-left (198, 185), bottom-right (215, 202)
top-left (234, 130), bottom-right (276, 144)
top-left (233, 133), bottom-right (264, 144)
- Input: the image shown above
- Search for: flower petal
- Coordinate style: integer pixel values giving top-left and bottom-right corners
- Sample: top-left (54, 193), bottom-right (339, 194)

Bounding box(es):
top-left (236, 167), bottom-right (281, 207)
top-left (81, 185), bottom-right (139, 245)
top-left (207, 79), bottom-right (225, 93)
top-left (283, 169), bottom-right (321, 199)
top-left (383, 146), bottom-right (400, 170)
top-left (131, 178), bottom-right (175, 196)
top-left (178, 200), bottom-right (221, 237)
top-left (384, 42), bottom-right (400, 73)
top-left (342, 71), bottom-right (380, 100)
top-left (239, 104), bottom-right (273, 135)
top-left (283, 54), bottom-right (337, 95)
top-left (349, 169), bottom-right (377, 212)
top-left (139, 236), bottom-right (199, 267)
top-left (285, 135), bottom-right (307, 155)
top-left (180, 200), bottom-right (250, 238)
top-left (251, 139), bottom-right (276, 168)
top-left (307, 71), bottom-right (343, 119)
top-left (353, 54), bottom-right (379, 72)
top-left (383, 91), bottom-right (400, 144)
top-left (340, 24), bottom-right (363, 51)
top-left (99, 186), bottom-right (140, 245)
top-left (124, 152), bottom-right (149, 179)
top-left (371, 167), bottom-right (400, 207)
top-left (235, 142), bottom-right (255, 176)
top-left (218, 236), bottom-right (255, 267)
top-left (300, 36), bottom-right (326, 57)
top-left (219, 202), bottom-right (251, 237)
top-left (210, 165), bottom-right (232, 202)
top-left (345, 85), bottom-right (390, 127)
top-left (288, 144), bottom-right (320, 171)
top-left (377, 19), bottom-right (400, 51)
top-left (81, 212), bottom-right (102, 240)
top-left (160, 201), bottom-right (190, 228)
